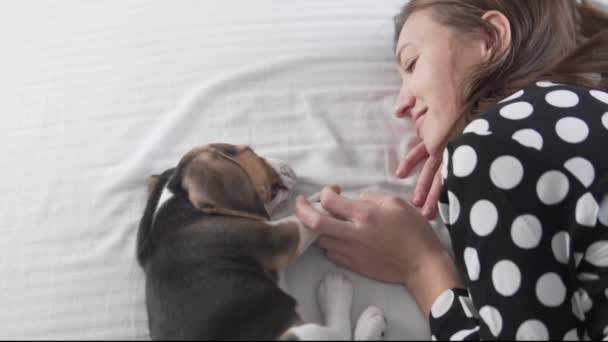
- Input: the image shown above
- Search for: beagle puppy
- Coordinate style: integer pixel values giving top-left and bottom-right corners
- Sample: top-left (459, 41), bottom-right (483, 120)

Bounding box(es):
top-left (137, 143), bottom-right (386, 340)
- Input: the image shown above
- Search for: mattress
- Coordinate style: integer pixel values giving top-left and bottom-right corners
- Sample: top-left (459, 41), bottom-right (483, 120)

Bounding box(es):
top-left (3, 0), bottom-right (603, 339)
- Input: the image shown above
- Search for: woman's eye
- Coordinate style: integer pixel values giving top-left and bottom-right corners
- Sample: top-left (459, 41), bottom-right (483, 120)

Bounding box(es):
top-left (406, 57), bottom-right (418, 73)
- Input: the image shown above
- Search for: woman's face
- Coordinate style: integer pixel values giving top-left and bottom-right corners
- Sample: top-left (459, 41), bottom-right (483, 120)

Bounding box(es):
top-left (394, 9), bottom-right (488, 156)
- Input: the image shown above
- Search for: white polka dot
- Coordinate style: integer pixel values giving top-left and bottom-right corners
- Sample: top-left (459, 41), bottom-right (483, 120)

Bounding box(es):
top-left (500, 101), bottom-right (534, 120)
top-left (470, 200), bottom-right (499, 237)
top-left (464, 248), bottom-right (481, 281)
top-left (556, 117), bottom-right (589, 144)
top-left (480, 306), bottom-right (503, 337)
top-left (499, 89), bottom-right (525, 103)
top-left (431, 289), bottom-right (454, 319)
top-left (537, 171), bottom-right (570, 205)
top-left (603, 112), bottom-right (608, 130)
top-left (585, 241), bottom-right (608, 267)
top-left (572, 289), bottom-right (593, 321)
top-left (578, 290), bottom-right (593, 313)
top-left (431, 335), bottom-right (437, 341)
top-left (511, 215), bottom-right (543, 249)
top-left (605, 288), bottom-right (608, 300)
top-left (590, 90), bottom-right (608, 104)
top-left (564, 157), bottom-right (596, 188)
top-left (459, 296), bottom-right (478, 319)
top-left (490, 156), bottom-right (524, 190)
top-left (552, 231), bottom-right (571, 264)
top-left (563, 329), bottom-right (579, 341)
top-left (572, 294), bottom-right (586, 322)
top-left (577, 273), bottom-right (600, 282)
top-left (546, 90), bottom-right (580, 108)
top-left (450, 327), bottom-right (480, 341)
top-left (452, 145), bottom-right (478, 177)
top-left (536, 273), bottom-right (567, 307)
top-left (441, 148), bottom-right (449, 180)
top-left (512, 129), bottom-right (544, 151)
top-left (576, 193), bottom-right (599, 227)
top-left (537, 81), bottom-right (561, 88)
top-left (448, 191), bottom-right (461, 225)
top-left (574, 253), bottom-right (584, 268)
top-left (516, 320), bottom-right (549, 341)
top-left (600, 196), bottom-right (608, 227)
top-left (439, 201), bottom-right (449, 225)
top-left (492, 260), bottom-right (521, 297)
top-left (464, 118), bottom-right (492, 135)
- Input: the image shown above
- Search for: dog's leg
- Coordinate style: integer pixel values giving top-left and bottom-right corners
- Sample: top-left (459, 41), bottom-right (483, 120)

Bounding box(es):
top-left (318, 272), bottom-right (354, 340)
top-left (354, 306), bottom-right (387, 340)
top-left (280, 323), bottom-right (347, 340)
top-left (279, 273), bottom-right (354, 341)
top-left (267, 191), bottom-right (324, 259)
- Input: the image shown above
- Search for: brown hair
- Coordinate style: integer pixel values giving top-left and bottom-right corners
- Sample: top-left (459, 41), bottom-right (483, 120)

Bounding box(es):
top-left (394, 0), bottom-right (608, 118)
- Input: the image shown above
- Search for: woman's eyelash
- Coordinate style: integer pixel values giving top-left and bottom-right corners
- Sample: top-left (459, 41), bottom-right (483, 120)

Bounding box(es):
top-left (406, 57), bottom-right (418, 72)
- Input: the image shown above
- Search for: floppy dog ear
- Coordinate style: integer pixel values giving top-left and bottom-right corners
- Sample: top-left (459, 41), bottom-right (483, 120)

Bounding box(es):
top-left (147, 175), bottom-right (160, 195)
top-left (168, 148), bottom-right (270, 221)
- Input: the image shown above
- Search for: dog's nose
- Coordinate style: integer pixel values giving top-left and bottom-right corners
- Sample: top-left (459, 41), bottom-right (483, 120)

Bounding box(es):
top-left (265, 158), bottom-right (297, 191)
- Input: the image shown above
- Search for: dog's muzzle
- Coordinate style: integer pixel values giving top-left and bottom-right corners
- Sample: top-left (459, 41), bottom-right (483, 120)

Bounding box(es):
top-left (265, 158), bottom-right (297, 216)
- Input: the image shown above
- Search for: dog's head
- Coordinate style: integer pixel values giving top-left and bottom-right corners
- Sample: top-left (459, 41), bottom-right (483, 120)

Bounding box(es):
top-left (159, 143), bottom-right (296, 220)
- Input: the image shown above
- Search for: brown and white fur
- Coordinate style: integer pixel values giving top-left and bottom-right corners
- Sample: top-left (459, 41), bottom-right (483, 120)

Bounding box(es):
top-left (137, 143), bottom-right (386, 340)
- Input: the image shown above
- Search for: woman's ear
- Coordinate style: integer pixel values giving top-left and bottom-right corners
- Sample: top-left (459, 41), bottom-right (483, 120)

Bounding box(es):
top-left (481, 10), bottom-right (511, 60)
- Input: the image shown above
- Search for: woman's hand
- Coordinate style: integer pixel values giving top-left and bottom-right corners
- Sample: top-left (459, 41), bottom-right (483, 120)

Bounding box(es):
top-left (395, 139), bottom-right (443, 220)
top-left (294, 186), bottom-right (462, 316)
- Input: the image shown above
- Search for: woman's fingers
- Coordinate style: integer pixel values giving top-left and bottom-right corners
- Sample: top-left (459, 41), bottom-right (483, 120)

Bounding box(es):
top-left (359, 191), bottom-right (408, 209)
top-left (318, 236), bottom-right (354, 269)
top-left (411, 154), bottom-right (442, 207)
top-left (317, 235), bottom-right (351, 255)
top-left (325, 252), bottom-right (353, 270)
top-left (294, 195), bottom-right (354, 239)
top-left (395, 141), bottom-right (428, 178)
top-left (421, 170), bottom-right (442, 219)
top-left (326, 184), bottom-right (342, 195)
top-left (319, 187), bottom-right (362, 222)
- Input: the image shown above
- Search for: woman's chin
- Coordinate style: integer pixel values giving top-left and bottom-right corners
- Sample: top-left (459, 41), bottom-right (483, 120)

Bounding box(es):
top-left (423, 135), bottom-right (444, 157)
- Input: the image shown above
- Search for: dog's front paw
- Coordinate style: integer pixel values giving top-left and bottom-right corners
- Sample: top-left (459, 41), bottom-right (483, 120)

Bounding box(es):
top-left (318, 272), bottom-right (354, 321)
top-left (354, 305), bottom-right (387, 340)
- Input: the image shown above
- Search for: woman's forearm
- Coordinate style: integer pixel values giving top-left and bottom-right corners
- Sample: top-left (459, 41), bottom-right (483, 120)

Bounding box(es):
top-left (403, 250), bottom-right (464, 318)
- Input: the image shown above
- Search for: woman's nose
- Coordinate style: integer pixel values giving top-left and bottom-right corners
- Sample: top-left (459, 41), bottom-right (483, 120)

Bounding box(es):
top-left (394, 87), bottom-right (415, 118)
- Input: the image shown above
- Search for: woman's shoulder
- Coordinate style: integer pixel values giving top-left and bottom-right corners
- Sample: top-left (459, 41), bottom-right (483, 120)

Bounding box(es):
top-left (445, 81), bottom-right (608, 199)
top-left (450, 81), bottom-right (608, 164)
top-left (493, 81), bottom-right (608, 113)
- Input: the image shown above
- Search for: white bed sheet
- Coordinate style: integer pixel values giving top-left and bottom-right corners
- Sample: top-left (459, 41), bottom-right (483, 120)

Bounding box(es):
top-left (13, 0), bottom-right (608, 339)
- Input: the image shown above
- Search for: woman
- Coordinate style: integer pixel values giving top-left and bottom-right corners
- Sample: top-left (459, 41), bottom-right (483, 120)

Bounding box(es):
top-left (295, 0), bottom-right (608, 340)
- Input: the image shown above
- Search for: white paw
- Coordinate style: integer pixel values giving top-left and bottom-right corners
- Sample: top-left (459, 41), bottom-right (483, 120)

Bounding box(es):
top-left (307, 191), bottom-right (322, 203)
top-left (354, 305), bottom-right (387, 340)
top-left (318, 272), bottom-right (354, 321)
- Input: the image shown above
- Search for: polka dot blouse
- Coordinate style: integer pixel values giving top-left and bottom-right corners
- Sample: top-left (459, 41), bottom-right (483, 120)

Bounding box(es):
top-left (431, 82), bottom-right (608, 341)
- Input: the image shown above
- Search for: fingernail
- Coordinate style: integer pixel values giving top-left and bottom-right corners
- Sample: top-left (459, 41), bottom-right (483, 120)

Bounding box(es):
top-left (395, 168), bottom-right (405, 178)
top-left (295, 195), bottom-right (307, 207)
top-left (422, 207), bottom-right (429, 218)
